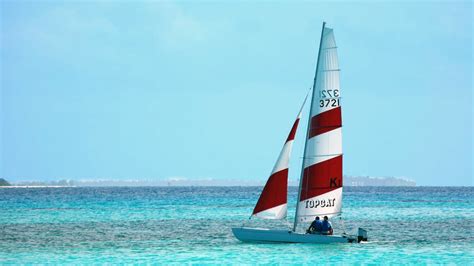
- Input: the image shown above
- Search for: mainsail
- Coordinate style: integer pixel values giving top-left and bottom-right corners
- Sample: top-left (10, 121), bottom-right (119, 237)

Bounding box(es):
top-left (252, 94), bottom-right (308, 219)
top-left (295, 23), bottom-right (343, 225)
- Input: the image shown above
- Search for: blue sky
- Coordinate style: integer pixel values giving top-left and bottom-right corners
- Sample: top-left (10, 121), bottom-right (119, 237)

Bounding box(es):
top-left (1, 1), bottom-right (472, 186)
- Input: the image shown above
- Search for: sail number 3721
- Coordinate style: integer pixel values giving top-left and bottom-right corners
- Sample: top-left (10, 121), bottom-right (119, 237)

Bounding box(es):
top-left (319, 89), bottom-right (340, 108)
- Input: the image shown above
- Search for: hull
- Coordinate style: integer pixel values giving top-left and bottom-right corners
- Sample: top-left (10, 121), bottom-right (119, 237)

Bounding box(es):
top-left (232, 227), bottom-right (358, 244)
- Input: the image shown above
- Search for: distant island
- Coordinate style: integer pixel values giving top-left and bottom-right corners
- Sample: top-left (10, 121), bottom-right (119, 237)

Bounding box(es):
top-left (0, 178), bottom-right (11, 186)
top-left (0, 176), bottom-right (415, 187)
top-left (0, 179), bottom-right (74, 187)
top-left (344, 176), bottom-right (416, 187)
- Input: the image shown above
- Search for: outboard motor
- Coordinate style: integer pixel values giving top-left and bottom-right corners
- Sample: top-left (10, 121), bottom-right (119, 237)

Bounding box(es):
top-left (357, 228), bottom-right (368, 242)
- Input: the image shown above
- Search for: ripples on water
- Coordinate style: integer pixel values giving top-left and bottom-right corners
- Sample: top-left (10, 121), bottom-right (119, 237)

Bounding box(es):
top-left (0, 187), bottom-right (473, 264)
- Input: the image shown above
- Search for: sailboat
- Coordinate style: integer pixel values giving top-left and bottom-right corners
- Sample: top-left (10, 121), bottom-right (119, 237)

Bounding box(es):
top-left (232, 22), bottom-right (368, 244)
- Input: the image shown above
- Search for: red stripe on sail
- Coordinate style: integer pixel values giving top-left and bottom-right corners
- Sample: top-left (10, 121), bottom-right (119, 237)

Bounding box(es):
top-left (286, 118), bottom-right (300, 142)
top-left (308, 107), bottom-right (341, 138)
top-left (299, 155), bottom-right (343, 201)
top-left (253, 169), bottom-right (288, 215)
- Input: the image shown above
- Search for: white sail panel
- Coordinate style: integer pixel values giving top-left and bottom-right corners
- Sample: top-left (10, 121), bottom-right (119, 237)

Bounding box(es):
top-left (303, 128), bottom-right (342, 168)
top-left (271, 141), bottom-right (294, 174)
top-left (254, 203), bottom-right (287, 220)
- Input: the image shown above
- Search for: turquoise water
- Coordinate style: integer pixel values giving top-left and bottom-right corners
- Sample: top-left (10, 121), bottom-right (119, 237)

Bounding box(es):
top-left (0, 187), bottom-right (473, 264)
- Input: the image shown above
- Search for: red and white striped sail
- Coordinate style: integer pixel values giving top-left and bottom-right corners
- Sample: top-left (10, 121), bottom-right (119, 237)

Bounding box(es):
top-left (296, 25), bottom-right (343, 223)
top-left (252, 95), bottom-right (308, 219)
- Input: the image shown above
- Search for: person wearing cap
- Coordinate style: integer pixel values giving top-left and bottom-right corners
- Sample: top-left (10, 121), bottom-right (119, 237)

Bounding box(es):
top-left (321, 216), bottom-right (333, 235)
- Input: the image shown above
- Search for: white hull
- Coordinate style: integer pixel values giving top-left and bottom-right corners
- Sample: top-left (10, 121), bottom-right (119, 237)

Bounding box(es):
top-left (232, 227), bottom-right (360, 244)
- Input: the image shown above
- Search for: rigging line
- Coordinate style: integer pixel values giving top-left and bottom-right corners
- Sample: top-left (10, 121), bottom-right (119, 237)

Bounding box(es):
top-left (340, 216), bottom-right (346, 234)
top-left (242, 215), bottom-right (252, 228)
top-left (285, 219), bottom-right (292, 230)
top-left (299, 87), bottom-right (312, 115)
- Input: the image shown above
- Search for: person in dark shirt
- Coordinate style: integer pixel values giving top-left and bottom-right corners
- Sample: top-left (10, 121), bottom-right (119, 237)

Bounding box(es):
top-left (307, 216), bottom-right (323, 234)
top-left (321, 216), bottom-right (333, 235)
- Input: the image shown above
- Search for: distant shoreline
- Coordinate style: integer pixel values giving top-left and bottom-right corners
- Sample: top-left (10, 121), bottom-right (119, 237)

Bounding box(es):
top-left (1, 176), bottom-right (417, 187)
top-left (1, 185), bottom-right (472, 188)
top-left (6, 177), bottom-right (469, 188)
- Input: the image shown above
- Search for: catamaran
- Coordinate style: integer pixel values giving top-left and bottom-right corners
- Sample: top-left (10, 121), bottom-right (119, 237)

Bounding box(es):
top-left (232, 22), bottom-right (368, 244)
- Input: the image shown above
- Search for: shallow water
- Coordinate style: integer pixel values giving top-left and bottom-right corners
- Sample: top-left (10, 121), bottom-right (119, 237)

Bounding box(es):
top-left (0, 186), bottom-right (473, 264)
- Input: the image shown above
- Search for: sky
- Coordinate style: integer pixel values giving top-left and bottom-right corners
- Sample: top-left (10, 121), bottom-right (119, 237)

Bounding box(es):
top-left (1, 1), bottom-right (472, 186)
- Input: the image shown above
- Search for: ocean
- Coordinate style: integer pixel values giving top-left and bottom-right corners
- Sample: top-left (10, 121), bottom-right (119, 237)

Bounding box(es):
top-left (0, 186), bottom-right (472, 264)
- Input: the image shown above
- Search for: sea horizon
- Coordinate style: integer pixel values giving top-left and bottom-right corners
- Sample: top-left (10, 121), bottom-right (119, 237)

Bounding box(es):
top-left (1, 175), bottom-right (420, 187)
top-left (1, 184), bottom-right (473, 188)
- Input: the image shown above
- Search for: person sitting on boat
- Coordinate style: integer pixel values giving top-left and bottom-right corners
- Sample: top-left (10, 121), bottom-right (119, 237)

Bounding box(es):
top-left (321, 216), bottom-right (333, 235)
top-left (307, 216), bottom-right (323, 234)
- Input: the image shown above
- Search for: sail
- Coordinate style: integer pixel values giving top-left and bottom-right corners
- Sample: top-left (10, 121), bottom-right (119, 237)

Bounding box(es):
top-left (252, 94), bottom-right (308, 219)
top-left (295, 25), bottom-right (343, 224)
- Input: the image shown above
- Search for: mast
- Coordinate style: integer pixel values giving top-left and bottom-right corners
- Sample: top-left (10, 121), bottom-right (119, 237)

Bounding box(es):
top-left (293, 21), bottom-right (326, 232)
